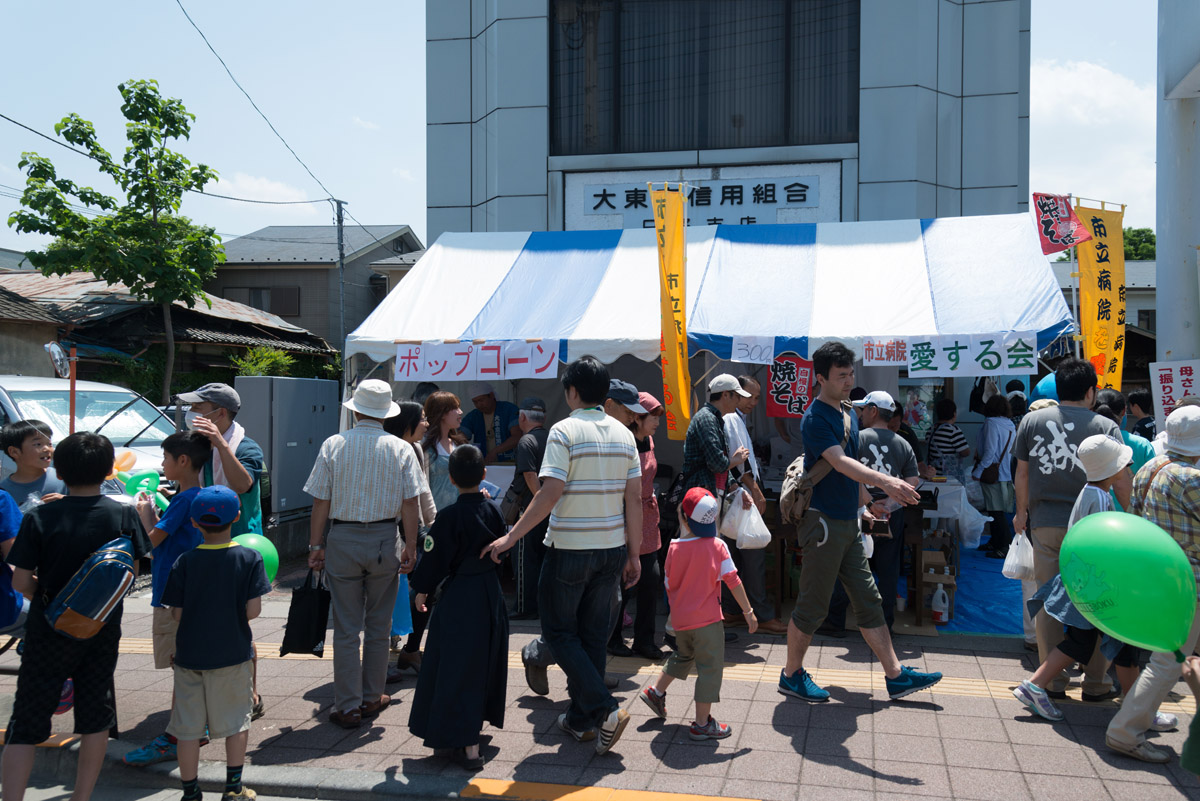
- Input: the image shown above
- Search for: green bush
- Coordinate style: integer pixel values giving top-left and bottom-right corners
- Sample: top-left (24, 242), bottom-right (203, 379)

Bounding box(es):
top-left (231, 346), bottom-right (295, 377)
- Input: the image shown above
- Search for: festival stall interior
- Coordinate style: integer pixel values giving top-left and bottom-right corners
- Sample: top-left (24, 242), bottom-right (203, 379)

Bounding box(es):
top-left (344, 214), bottom-right (1074, 638)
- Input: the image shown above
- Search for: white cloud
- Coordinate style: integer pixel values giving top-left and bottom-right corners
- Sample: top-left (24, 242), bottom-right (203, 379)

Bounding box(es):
top-left (1029, 59), bottom-right (1156, 229)
top-left (352, 116), bottom-right (380, 131)
top-left (214, 172), bottom-right (317, 207)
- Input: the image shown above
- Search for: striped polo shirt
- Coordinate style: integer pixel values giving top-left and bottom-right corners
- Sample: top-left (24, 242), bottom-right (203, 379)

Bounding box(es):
top-left (540, 407), bottom-right (641, 550)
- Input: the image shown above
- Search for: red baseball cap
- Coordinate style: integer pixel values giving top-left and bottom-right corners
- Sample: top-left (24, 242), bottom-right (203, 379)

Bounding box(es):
top-left (681, 487), bottom-right (719, 538)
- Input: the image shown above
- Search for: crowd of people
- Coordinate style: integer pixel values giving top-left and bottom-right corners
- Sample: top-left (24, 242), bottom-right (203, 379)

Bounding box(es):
top-left (3, 343), bottom-right (1200, 799)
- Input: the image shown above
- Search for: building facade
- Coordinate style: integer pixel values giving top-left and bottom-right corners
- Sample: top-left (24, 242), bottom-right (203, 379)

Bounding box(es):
top-left (427, 0), bottom-right (1031, 241)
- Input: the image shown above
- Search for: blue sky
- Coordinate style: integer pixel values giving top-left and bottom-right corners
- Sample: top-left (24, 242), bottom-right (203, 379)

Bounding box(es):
top-left (0, 1), bottom-right (1156, 254)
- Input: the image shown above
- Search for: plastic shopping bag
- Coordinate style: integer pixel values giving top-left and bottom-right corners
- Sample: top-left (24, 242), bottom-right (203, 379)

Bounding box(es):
top-left (1001, 533), bottom-right (1035, 581)
top-left (719, 490), bottom-right (772, 549)
top-left (861, 531), bottom-right (875, 559)
top-left (736, 504), bottom-right (772, 550)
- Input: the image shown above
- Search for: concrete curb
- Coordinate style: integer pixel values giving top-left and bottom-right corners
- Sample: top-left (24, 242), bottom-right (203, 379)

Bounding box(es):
top-left (32, 740), bottom-right (474, 801)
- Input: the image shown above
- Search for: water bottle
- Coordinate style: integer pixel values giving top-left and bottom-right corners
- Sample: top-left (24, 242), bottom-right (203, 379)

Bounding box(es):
top-left (931, 584), bottom-right (950, 624)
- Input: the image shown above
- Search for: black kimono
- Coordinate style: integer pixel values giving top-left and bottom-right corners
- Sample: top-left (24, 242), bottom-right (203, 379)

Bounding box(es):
top-left (407, 492), bottom-right (509, 749)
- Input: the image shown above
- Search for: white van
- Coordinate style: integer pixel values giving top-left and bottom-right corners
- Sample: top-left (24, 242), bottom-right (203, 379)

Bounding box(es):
top-left (0, 376), bottom-right (176, 481)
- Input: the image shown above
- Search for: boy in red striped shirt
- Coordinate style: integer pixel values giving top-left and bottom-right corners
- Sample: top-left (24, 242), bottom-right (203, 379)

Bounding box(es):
top-left (639, 488), bottom-right (757, 740)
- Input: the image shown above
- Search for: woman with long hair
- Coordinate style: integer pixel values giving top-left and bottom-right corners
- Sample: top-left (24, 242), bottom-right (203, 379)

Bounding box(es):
top-left (422, 392), bottom-right (468, 513)
top-left (608, 392), bottom-right (667, 660)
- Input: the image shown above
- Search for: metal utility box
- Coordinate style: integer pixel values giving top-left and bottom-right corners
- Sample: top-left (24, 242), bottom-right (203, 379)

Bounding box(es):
top-left (235, 376), bottom-right (339, 517)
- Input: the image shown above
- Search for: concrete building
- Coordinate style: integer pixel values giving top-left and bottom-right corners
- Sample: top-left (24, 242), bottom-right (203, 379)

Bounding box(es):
top-left (426, 0), bottom-right (1031, 240)
top-left (211, 225), bottom-right (424, 346)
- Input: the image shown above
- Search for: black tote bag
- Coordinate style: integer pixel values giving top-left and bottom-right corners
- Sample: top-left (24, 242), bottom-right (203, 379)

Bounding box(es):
top-left (279, 569), bottom-right (331, 658)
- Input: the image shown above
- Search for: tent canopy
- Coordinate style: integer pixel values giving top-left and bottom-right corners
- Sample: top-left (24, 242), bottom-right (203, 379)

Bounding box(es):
top-left (347, 214), bottom-right (1072, 364)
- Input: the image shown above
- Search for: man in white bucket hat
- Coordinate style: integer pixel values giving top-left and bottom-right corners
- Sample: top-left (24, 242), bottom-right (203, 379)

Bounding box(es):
top-left (303, 379), bottom-right (423, 728)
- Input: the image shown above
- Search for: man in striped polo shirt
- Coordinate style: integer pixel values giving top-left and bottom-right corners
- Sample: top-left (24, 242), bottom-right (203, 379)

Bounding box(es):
top-left (484, 356), bottom-right (642, 755)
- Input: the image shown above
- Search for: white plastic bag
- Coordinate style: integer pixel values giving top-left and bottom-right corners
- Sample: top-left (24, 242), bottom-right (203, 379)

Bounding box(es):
top-left (861, 531), bottom-right (875, 558)
top-left (1002, 532), bottom-right (1035, 581)
top-left (719, 490), bottom-right (771, 549)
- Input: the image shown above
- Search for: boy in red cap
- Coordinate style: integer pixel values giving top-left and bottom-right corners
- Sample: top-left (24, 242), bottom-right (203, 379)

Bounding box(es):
top-left (639, 488), bottom-right (757, 740)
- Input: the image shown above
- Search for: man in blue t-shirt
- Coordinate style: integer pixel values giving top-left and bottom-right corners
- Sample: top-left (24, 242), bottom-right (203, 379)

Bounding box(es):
top-left (777, 341), bottom-right (942, 705)
top-left (123, 431), bottom-right (209, 768)
top-left (460, 382), bottom-right (522, 464)
top-left (0, 489), bottom-right (27, 635)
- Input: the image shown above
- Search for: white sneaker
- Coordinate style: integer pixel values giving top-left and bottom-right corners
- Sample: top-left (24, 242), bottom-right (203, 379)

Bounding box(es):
top-left (1107, 735), bottom-right (1171, 764)
top-left (1151, 711), bottom-right (1179, 732)
top-left (595, 707), bottom-right (630, 755)
top-left (1013, 680), bottom-right (1064, 722)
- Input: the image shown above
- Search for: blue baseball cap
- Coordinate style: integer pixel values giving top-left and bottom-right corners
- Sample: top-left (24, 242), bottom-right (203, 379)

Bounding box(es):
top-left (190, 485), bottom-right (241, 527)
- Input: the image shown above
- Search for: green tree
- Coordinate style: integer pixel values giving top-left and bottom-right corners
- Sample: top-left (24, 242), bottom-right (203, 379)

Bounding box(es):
top-left (7, 79), bottom-right (224, 403)
top-left (231, 346), bottom-right (295, 377)
top-left (1124, 227), bottom-right (1155, 261)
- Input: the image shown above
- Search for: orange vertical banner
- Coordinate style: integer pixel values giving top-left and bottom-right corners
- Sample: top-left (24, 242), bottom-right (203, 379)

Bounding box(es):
top-left (1075, 205), bottom-right (1126, 390)
top-left (650, 183), bottom-right (691, 440)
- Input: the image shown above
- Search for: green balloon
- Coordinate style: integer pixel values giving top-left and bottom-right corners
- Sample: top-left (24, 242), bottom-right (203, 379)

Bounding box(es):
top-left (233, 533), bottom-right (279, 584)
top-left (1061, 511), bottom-right (1197, 656)
top-left (123, 470), bottom-right (160, 497)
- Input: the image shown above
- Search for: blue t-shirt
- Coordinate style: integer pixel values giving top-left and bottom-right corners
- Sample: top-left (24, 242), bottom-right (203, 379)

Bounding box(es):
top-left (150, 487), bottom-right (203, 608)
top-left (460, 401), bottom-right (521, 462)
top-left (0, 469), bottom-right (68, 512)
top-left (801, 398), bottom-right (860, 521)
top-left (0, 489), bottom-right (24, 629)
top-left (161, 542), bottom-right (272, 670)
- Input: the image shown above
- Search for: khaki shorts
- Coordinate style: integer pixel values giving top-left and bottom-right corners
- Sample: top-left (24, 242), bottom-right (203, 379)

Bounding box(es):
top-left (168, 661), bottom-right (254, 741)
top-left (152, 607), bottom-right (179, 670)
top-left (663, 621), bottom-right (725, 704)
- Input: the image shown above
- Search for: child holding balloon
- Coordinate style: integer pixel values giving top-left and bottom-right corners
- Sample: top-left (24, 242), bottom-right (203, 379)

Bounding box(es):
top-left (1014, 435), bottom-right (1174, 732)
top-left (123, 430), bottom-right (211, 768)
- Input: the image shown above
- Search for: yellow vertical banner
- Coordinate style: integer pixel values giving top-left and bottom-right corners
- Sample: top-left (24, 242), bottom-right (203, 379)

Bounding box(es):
top-left (651, 184), bottom-right (691, 440)
top-left (1075, 205), bottom-right (1126, 389)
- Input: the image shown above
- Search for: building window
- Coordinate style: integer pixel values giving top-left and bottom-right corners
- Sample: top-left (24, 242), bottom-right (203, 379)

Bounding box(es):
top-left (1138, 309), bottom-right (1156, 332)
top-left (550, 0), bottom-right (860, 156)
top-left (224, 287), bottom-right (301, 318)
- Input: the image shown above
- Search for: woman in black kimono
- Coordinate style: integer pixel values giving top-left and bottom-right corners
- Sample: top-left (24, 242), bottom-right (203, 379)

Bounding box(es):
top-left (408, 445), bottom-right (509, 770)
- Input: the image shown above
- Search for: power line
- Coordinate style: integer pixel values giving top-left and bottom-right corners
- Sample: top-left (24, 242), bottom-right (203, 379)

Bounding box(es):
top-left (0, 112), bottom-right (329, 207)
top-left (173, 0), bottom-right (338, 202)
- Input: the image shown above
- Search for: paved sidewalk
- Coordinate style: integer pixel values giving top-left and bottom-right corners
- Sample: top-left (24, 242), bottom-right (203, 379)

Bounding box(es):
top-left (3, 577), bottom-right (1199, 801)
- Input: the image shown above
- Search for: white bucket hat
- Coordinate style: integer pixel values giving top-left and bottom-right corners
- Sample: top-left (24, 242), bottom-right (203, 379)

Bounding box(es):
top-left (1167, 406), bottom-right (1200, 457)
top-left (343, 379), bottom-right (400, 419)
top-left (1077, 434), bottom-right (1133, 482)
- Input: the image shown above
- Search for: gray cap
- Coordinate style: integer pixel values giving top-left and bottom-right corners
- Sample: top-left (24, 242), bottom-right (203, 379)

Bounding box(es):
top-left (607, 379), bottom-right (647, 414)
top-left (519, 396), bottom-right (547, 412)
top-left (177, 383), bottom-right (241, 413)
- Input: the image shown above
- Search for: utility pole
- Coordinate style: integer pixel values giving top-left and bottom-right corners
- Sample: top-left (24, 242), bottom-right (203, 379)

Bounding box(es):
top-left (334, 199), bottom-right (346, 347)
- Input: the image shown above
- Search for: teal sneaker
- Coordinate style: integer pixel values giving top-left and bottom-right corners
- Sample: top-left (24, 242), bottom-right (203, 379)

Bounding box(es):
top-left (122, 733), bottom-right (177, 766)
top-left (778, 668), bottom-right (830, 703)
top-left (886, 666), bottom-right (943, 700)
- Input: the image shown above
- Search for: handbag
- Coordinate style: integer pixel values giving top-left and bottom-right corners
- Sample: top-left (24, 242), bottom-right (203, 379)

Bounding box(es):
top-left (279, 569), bottom-right (331, 658)
top-left (980, 431), bottom-right (1013, 485)
top-left (499, 482), bottom-right (524, 526)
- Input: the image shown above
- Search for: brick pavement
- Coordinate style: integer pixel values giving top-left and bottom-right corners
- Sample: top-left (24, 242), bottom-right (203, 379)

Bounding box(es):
top-left (4, 580), bottom-right (1199, 801)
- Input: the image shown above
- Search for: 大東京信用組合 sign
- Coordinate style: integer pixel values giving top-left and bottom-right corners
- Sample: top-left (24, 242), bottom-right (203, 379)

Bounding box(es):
top-left (394, 341), bottom-right (560, 382)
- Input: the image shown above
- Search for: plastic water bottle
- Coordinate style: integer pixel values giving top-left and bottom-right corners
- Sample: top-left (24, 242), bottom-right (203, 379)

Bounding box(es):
top-left (931, 584), bottom-right (950, 624)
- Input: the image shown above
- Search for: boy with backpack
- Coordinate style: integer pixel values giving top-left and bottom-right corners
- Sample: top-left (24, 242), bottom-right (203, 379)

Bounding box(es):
top-left (161, 485), bottom-right (271, 801)
top-left (1, 432), bottom-right (152, 801)
top-left (123, 430), bottom-right (212, 767)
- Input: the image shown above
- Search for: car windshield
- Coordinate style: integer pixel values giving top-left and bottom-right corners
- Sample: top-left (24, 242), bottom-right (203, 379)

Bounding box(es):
top-left (9, 389), bottom-right (176, 447)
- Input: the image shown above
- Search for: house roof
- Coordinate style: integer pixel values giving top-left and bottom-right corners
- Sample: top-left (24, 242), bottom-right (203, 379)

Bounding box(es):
top-left (1050, 260), bottom-right (1155, 289)
top-left (0, 247), bottom-right (31, 271)
top-left (222, 225), bottom-right (422, 265)
top-left (0, 270), bottom-right (308, 332)
top-left (370, 250), bottom-right (426, 269)
top-left (0, 283), bottom-right (61, 324)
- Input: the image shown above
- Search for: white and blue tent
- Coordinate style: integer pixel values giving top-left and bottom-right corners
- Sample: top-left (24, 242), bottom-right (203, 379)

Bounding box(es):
top-left (346, 214), bottom-right (1072, 365)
